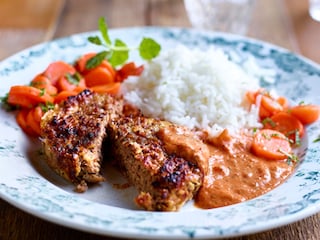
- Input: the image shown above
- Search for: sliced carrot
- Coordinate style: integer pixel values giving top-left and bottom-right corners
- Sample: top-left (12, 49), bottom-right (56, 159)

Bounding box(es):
top-left (54, 90), bottom-right (78, 104)
top-left (76, 53), bottom-right (116, 77)
top-left (261, 95), bottom-right (283, 115)
top-left (251, 129), bottom-right (292, 160)
top-left (30, 74), bottom-right (58, 96)
top-left (73, 85), bottom-right (87, 94)
top-left (56, 74), bottom-right (86, 92)
top-left (84, 66), bottom-right (115, 87)
top-left (100, 60), bottom-right (116, 79)
top-left (32, 106), bottom-right (44, 123)
top-left (7, 85), bottom-right (54, 108)
top-left (43, 61), bottom-right (76, 85)
top-left (116, 62), bottom-right (144, 82)
top-left (263, 111), bottom-right (304, 143)
top-left (26, 108), bottom-right (41, 136)
top-left (89, 82), bottom-right (121, 95)
top-left (290, 104), bottom-right (320, 125)
top-left (276, 96), bottom-right (289, 109)
top-left (16, 109), bottom-right (38, 137)
top-left (259, 105), bottom-right (272, 119)
top-left (75, 52), bottom-right (96, 74)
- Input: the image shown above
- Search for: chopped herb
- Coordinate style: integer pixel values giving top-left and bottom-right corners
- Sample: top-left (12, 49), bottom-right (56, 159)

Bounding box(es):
top-left (271, 133), bottom-right (281, 138)
top-left (278, 148), bottom-right (299, 165)
top-left (87, 17), bottom-right (161, 69)
top-left (262, 117), bottom-right (276, 127)
top-left (86, 51), bottom-right (109, 69)
top-left (314, 136), bottom-right (320, 143)
top-left (286, 129), bottom-right (301, 147)
top-left (30, 81), bottom-right (45, 87)
top-left (39, 102), bottom-right (55, 112)
top-left (0, 94), bottom-right (16, 111)
top-left (262, 132), bottom-right (271, 140)
top-left (39, 88), bottom-right (46, 96)
top-left (65, 72), bottom-right (82, 85)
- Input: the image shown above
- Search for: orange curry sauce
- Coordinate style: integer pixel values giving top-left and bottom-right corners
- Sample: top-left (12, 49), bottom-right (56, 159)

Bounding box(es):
top-left (158, 127), bottom-right (296, 209)
top-left (195, 130), bottom-right (296, 209)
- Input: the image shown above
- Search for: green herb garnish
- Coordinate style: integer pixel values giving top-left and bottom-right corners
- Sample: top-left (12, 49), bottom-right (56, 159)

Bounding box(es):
top-left (278, 148), bottom-right (299, 165)
top-left (262, 117), bottom-right (276, 127)
top-left (86, 17), bottom-right (161, 69)
top-left (0, 94), bottom-right (16, 111)
top-left (65, 72), bottom-right (82, 86)
top-left (39, 102), bottom-right (55, 113)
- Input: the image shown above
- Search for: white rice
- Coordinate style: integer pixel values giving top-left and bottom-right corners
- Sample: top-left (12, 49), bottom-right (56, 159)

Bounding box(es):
top-left (122, 45), bottom-right (262, 136)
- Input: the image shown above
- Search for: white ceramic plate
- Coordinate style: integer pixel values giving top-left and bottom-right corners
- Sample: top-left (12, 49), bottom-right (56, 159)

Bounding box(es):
top-left (1, 27), bottom-right (320, 239)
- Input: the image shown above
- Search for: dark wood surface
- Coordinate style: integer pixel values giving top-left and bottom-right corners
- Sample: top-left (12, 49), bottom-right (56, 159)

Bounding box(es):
top-left (1, 0), bottom-right (320, 239)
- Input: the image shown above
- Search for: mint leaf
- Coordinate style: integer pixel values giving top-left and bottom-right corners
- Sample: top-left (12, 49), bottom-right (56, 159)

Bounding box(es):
top-left (109, 39), bottom-right (129, 67)
top-left (88, 36), bottom-right (103, 45)
top-left (139, 37), bottom-right (161, 60)
top-left (88, 17), bottom-right (162, 68)
top-left (98, 17), bottom-right (111, 45)
top-left (86, 51), bottom-right (109, 69)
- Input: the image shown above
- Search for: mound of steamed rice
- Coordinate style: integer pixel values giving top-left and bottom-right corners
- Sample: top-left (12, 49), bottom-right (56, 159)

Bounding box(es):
top-left (122, 45), bottom-right (262, 136)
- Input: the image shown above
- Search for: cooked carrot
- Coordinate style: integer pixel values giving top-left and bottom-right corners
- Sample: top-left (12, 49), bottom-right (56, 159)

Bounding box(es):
top-left (116, 62), bottom-right (144, 82)
top-left (259, 105), bottom-right (272, 119)
top-left (54, 90), bottom-right (78, 104)
top-left (76, 53), bottom-right (116, 77)
top-left (26, 108), bottom-right (41, 136)
top-left (290, 104), bottom-right (320, 125)
top-left (30, 74), bottom-right (58, 96)
top-left (75, 52), bottom-right (96, 74)
top-left (84, 66), bottom-right (115, 87)
top-left (251, 129), bottom-right (292, 160)
top-left (16, 109), bottom-right (38, 137)
top-left (43, 61), bottom-right (76, 85)
top-left (56, 74), bottom-right (86, 92)
top-left (7, 85), bottom-right (54, 108)
top-left (89, 82), bottom-right (121, 95)
top-left (73, 85), bottom-right (87, 94)
top-left (260, 95), bottom-right (283, 115)
top-left (276, 96), bottom-right (289, 109)
top-left (33, 106), bottom-right (44, 123)
top-left (263, 111), bottom-right (304, 143)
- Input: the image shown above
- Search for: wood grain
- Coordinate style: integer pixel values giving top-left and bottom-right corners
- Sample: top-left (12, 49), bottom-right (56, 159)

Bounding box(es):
top-left (0, 0), bottom-right (64, 59)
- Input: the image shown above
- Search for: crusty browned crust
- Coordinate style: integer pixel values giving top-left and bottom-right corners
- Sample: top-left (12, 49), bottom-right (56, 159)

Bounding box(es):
top-left (107, 116), bottom-right (203, 211)
top-left (40, 90), bottom-right (123, 192)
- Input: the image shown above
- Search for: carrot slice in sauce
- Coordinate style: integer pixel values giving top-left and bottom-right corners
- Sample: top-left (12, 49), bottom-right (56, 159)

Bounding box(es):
top-left (251, 129), bottom-right (292, 160)
top-left (263, 111), bottom-right (304, 143)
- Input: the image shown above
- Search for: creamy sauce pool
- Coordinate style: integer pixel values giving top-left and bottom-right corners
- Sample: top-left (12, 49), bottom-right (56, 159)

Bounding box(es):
top-left (158, 127), bottom-right (296, 209)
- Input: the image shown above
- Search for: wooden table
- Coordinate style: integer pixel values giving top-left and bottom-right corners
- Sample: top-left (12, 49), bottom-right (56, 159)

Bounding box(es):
top-left (0, 0), bottom-right (319, 239)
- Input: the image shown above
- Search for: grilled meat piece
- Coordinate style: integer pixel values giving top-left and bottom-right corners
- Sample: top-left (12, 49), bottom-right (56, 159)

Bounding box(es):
top-left (107, 116), bottom-right (203, 211)
top-left (40, 90), bottom-right (123, 192)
